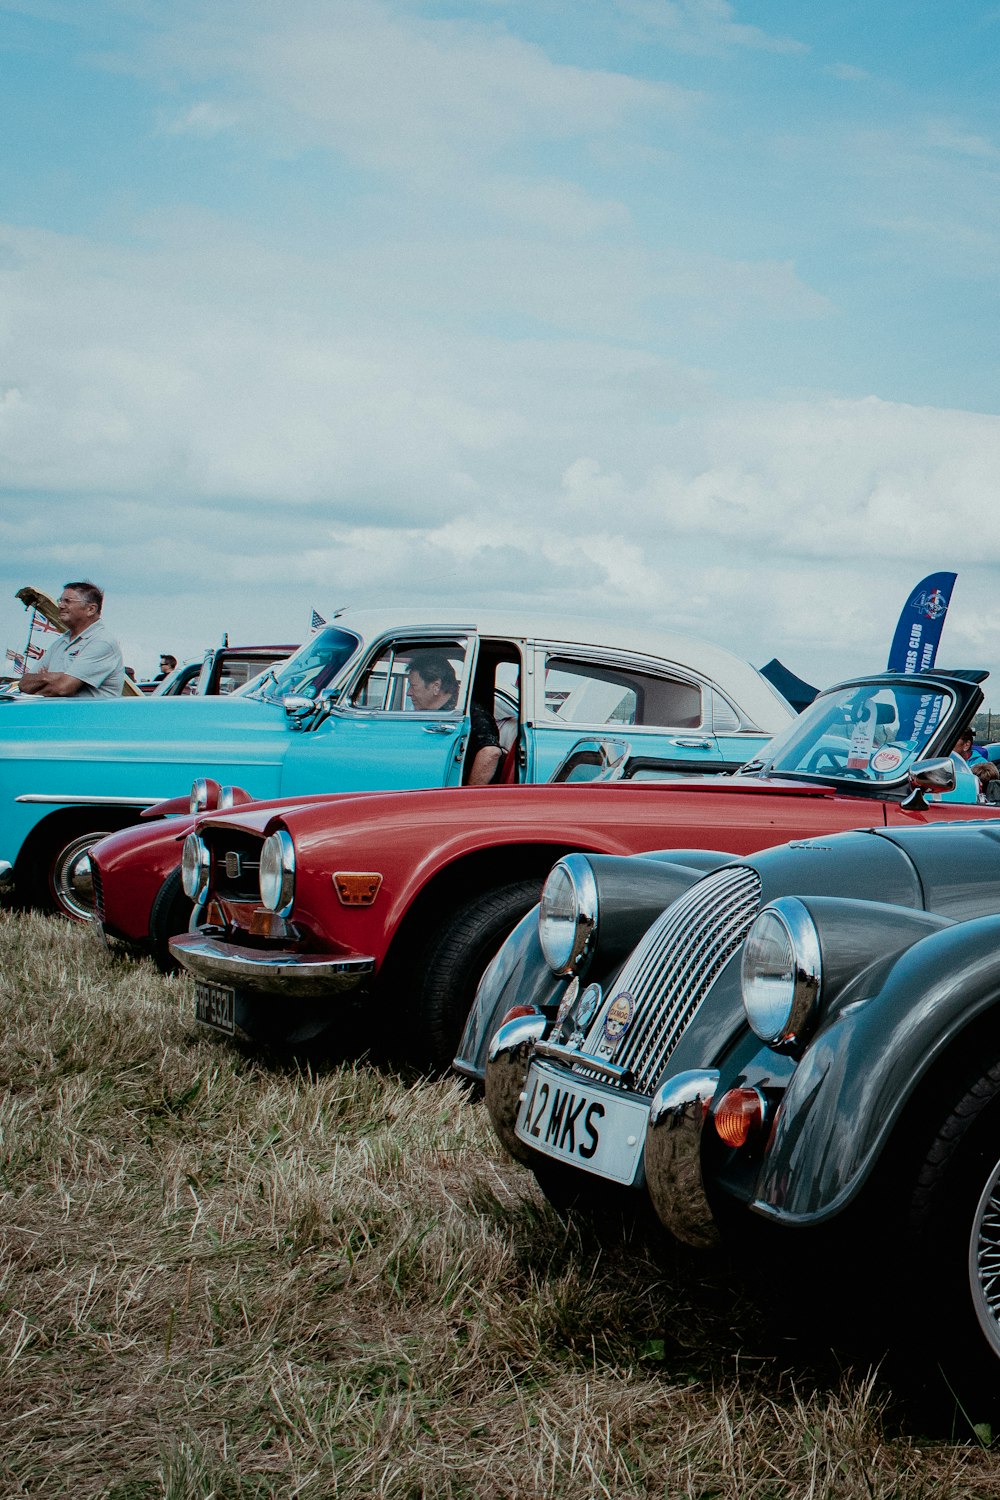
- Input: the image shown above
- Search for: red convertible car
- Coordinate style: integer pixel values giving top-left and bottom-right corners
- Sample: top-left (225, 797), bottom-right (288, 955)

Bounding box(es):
top-left (90, 668), bottom-right (999, 1070)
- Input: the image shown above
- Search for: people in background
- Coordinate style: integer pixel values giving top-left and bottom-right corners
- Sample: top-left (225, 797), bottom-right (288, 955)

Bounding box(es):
top-left (406, 650), bottom-right (503, 786)
top-left (155, 654), bottom-right (178, 682)
top-left (19, 582), bottom-right (125, 699)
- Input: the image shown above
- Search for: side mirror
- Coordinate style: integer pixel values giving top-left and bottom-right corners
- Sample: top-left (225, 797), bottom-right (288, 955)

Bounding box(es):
top-left (901, 756), bottom-right (957, 811)
top-left (283, 694), bottom-right (317, 730)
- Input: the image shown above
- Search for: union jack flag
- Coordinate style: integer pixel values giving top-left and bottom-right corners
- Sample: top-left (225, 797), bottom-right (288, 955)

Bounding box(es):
top-left (5, 649), bottom-right (23, 668)
top-left (25, 643), bottom-right (44, 660)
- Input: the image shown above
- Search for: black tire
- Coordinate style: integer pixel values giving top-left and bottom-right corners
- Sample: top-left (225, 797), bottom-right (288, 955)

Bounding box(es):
top-left (904, 1061), bottom-right (1000, 1421)
top-left (148, 867), bottom-right (196, 972)
top-left (408, 878), bottom-right (542, 1073)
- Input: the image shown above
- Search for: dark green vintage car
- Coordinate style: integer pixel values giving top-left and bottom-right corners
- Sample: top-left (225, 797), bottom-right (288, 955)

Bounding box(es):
top-left (479, 818), bottom-right (1000, 1400)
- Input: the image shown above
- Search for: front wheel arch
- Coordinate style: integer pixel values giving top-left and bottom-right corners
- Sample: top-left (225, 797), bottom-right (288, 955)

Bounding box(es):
top-left (17, 807), bottom-right (143, 919)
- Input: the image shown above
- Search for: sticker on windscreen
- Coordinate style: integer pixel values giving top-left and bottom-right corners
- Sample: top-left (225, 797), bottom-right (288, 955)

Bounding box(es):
top-left (872, 745), bottom-right (904, 774)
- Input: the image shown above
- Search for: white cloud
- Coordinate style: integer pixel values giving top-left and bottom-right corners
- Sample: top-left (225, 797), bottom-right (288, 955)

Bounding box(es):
top-left (614, 0), bottom-right (807, 55)
top-left (133, 0), bottom-right (695, 178)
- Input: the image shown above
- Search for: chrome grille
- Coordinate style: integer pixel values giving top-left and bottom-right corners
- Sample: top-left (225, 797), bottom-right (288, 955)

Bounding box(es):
top-left (91, 861), bottom-right (105, 922)
top-left (585, 865), bottom-right (761, 1095)
top-left (204, 830), bottom-right (263, 900)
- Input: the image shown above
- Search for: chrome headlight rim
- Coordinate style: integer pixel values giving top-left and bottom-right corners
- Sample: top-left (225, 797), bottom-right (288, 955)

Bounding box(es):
top-left (259, 829), bottom-right (296, 916)
top-left (741, 896), bottom-right (821, 1048)
top-left (181, 833), bottom-right (211, 906)
top-left (538, 853), bottom-right (599, 976)
top-left (189, 777), bottom-right (222, 815)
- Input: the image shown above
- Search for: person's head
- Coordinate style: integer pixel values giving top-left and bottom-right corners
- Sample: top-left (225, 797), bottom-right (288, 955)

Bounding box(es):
top-left (954, 728), bottom-right (975, 760)
top-left (407, 650), bottom-right (459, 711)
top-left (57, 581), bottom-right (103, 635)
top-left (160, 654), bottom-right (177, 673)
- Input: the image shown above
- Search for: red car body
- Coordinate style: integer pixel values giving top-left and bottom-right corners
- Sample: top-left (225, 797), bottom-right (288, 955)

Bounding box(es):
top-left (91, 668), bottom-right (1000, 1067)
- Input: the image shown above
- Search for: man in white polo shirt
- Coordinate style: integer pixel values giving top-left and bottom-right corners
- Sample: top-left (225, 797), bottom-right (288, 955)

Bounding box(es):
top-left (19, 581), bottom-right (125, 699)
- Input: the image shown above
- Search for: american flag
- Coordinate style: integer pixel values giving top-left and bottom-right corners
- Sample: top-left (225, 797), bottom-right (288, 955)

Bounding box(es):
top-left (310, 608), bottom-right (326, 630)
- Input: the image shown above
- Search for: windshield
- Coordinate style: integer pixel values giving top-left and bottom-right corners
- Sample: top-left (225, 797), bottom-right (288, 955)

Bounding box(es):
top-left (758, 679), bottom-right (957, 787)
top-left (243, 627), bottom-right (361, 704)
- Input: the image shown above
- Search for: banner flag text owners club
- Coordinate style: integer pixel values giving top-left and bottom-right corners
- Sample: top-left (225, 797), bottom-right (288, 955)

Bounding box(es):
top-left (886, 572), bottom-right (957, 674)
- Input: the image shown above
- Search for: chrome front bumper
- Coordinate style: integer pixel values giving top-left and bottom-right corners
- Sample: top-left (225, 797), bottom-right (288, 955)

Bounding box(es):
top-left (485, 1018), bottom-right (720, 1247)
top-left (169, 932), bottom-right (375, 997)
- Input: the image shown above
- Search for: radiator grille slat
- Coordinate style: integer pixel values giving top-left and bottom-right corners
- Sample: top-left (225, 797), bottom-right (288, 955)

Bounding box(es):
top-left (584, 865), bottom-right (761, 1095)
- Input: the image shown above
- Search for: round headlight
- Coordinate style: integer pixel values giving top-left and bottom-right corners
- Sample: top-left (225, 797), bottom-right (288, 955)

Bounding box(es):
top-left (189, 777), bottom-right (222, 815)
top-left (259, 830), bottom-right (295, 914)
top-left (538, 854), bottom-right (598, 975)
top-left (741, 897), bottom-right (821, 1046)
top-left (181, 833), bottom-right (211, 904)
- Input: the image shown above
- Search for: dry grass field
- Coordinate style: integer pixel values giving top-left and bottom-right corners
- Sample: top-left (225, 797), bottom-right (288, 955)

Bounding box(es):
top-left (2, 907), bottom-right (1000, 1498)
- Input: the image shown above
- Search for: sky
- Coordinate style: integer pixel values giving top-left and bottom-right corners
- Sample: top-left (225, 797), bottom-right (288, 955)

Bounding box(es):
top-left (2, 0), bottom-right (999, 693)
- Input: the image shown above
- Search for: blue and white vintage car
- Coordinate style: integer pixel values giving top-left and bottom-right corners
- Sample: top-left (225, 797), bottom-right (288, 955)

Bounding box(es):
top-left (0, 608), bottom-right (793, 916)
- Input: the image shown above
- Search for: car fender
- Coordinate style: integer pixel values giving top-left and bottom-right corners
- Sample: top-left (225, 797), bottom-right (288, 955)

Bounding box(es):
top-left (461, 850), bottom-right (731, 1082)
top-left (750, 913), bottom-right (1000, 1225)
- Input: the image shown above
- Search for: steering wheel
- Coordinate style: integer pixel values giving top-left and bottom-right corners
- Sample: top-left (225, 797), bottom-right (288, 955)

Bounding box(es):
top-left (805, 748), bottom-right (848, 774)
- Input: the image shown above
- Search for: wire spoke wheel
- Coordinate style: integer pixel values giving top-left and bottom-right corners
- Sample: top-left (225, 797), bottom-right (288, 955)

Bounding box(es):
top-left (970, 1155), bottom-right (1000, 1359)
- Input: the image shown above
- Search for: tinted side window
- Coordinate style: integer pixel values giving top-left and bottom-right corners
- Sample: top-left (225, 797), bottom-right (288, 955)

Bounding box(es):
top-left (543, 656), bottom-right (702, 729)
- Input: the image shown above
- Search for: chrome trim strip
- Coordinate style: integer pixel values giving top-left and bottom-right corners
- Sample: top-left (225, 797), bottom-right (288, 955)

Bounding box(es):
top-left (15, 794), bottom-right (156, 806)
top-left (168, 933), bottom-right (375, 996)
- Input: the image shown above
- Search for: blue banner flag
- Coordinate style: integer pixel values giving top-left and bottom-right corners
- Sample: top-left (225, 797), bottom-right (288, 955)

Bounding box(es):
top-left (886, 572), bottom-right (957, 673)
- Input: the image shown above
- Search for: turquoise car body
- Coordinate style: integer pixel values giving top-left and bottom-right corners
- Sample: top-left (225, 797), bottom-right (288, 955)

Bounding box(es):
top-left (0, 607), bottom-right (793, 909)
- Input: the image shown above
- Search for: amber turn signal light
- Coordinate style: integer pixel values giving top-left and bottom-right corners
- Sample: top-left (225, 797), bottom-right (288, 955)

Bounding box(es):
top-left (332, 872), bottom-right (383, 906)
top-left (712, 1087), bottom-right (765, 1148)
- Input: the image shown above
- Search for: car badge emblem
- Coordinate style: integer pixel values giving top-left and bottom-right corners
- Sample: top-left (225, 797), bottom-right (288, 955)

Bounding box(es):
top-left (602, 992), bottom-right (635, 1046)
top-left (224, 851), bottom-right (242, 879)
top-left (555, 977), bottom-right (580, 1028)
top-left (574, 983), bottom-right (602, 1033)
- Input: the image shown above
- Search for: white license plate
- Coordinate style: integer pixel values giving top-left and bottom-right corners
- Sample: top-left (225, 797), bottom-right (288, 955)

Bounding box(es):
top-left (194, 981), bottom-right (235, 1035)
top-left (514, 1061), bottom-right (648, 1185)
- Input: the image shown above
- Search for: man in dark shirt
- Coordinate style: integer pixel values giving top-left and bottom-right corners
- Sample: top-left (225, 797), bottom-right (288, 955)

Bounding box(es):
top-left (407, 651), bottom-right (503, 785)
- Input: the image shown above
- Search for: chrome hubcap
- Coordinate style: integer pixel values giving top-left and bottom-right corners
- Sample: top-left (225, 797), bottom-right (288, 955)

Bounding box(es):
top-left (51, 833), bottom-right (108, 921)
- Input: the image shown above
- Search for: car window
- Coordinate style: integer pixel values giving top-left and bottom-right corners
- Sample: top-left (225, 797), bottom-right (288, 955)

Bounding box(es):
top-left (245, 627), bottom-right (361, 703)
top-left (762, 680), bottom-right (956, 783)
top-left (351, 639), bottom-right (471, 712)
top-left (542, 655), bottom-right (702, 729)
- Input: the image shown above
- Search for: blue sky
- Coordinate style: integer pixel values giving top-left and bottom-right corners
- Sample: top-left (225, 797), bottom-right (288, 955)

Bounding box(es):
top-left (2, 0), bottom-right (999, 690)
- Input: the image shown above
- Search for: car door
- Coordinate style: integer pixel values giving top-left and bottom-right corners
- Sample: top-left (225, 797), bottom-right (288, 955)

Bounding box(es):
top-left (525, 646), bottom-right (732, 784)
top-left (277, 630), bottom-right (479, 796)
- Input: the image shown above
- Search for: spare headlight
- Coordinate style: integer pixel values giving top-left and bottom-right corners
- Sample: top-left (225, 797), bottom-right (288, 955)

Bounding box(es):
top-left (538, 854), bottom-right (598, 975)
top-left (259, 830), bottom-right (296, 914)
top-left (741, 897), bottom-right (821, 1047)
top-left (181, 833), bottom-right (211, 905)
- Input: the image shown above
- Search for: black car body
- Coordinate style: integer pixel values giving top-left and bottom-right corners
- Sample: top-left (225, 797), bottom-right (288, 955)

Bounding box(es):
top-left (480, 819), bottom-right (1000, 1390)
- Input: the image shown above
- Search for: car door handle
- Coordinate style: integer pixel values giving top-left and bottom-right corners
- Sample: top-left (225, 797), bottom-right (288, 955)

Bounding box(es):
top-left (667, 737), bottom-right (712, 749)
top-left (423, 722), bottom-right (458, 735)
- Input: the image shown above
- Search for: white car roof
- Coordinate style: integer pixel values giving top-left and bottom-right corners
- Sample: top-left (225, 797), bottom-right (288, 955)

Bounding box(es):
top-left (323, 606), bottom-right (795, 733)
